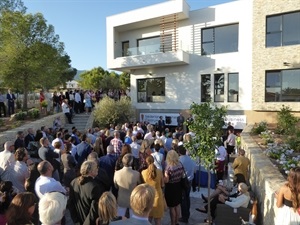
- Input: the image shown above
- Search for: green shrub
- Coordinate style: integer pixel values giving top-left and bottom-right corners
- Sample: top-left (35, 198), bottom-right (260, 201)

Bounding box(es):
top-left (276, 105), bottom-right (299, 135)
top-left (15, 111), bottom-right (27, 120)
top-left (93, 96), bottom-right (135, 126)
top-left (251, 121), bottom-right (267, 135)
top-left (286, 129), bottom-right (300, 152)
top-left (27, 108), bottom-right (40, 119)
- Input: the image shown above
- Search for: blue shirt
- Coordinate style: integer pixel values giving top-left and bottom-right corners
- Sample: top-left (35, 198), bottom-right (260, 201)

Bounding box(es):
top-left (179, 155), bottom-right (196, 181)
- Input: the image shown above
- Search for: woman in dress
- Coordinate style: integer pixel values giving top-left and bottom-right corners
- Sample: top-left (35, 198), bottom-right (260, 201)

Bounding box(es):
top-left (84, 90), bottom-right (92, 114)
top-left (5, 192), bottom-right (37, 225)
top-left (141, 156), bottom-right (164, 225)
top-left (275, 167), bottom-right (300, 225)
top-left (96, 192), bottom-right (123, 225)
top-left (164, 150), bottom-right (184, 225)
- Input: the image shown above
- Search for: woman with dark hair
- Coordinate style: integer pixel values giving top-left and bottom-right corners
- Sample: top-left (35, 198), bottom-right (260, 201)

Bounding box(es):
top-left (115, 144), bottom-right (132, 171)
top-left (275, 167), bottom-right (300, 224)
top-left (141, 156), bottom-right (164, 225)
top-left (5, 192), bottom-right (36, 225)
top-left (69, 160), bottom-right (105, 225)
top-left (0, 181), bottom-right (15, 224)
top-left (94, 137), bottom-right (105, 157)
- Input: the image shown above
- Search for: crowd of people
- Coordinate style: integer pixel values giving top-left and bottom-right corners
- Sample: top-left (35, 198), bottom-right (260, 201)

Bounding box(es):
top-left (0, 115), bottom-right (299, 225)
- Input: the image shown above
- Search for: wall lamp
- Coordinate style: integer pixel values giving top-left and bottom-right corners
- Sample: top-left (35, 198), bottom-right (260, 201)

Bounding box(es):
top-left (215, 68), bottom-right (222, 72)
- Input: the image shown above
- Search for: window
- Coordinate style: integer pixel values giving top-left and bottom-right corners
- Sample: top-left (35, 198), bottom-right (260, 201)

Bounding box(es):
top-left (214, 74), bottom-right (224, 102)
top-left (137, 35), bottom-right (172, 55)
top-left (122, 41), bottom-right (129, 56)
top-left (266, 11), bottom-right (300, 47)
top-left (202, 24), bottom-right (239, 55)
top-left (201, 74), bottom-right (211, 102)
top-left (137, 78), bottom-right (165, 103)
top-left (228, 73), bottom-right (239, 102)
top-left (265, 69), bottom-right (300, 102)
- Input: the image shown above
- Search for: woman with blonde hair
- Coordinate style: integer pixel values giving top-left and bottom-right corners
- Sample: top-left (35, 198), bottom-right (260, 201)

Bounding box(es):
top-left (164, 150), bottom-right (184, 225)
top-left (141, 156), bottom-right (164, 225)
top-left (97, 192), bottom-right (123, 225)
top-left (139, 139), bottom-right (153, 172)
top-left (275, 167), bottom-right (300, 225)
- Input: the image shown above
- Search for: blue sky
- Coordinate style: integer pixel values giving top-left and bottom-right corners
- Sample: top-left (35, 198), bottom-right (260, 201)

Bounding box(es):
top-left (23, 0), bottom-right (235, 71)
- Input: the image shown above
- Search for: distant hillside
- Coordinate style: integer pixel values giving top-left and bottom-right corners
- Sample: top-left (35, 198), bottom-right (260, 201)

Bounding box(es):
top-left (73, 70), bottom-right (86, 81)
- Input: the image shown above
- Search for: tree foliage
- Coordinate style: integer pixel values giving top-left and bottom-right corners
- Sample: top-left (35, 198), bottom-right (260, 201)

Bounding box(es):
top-left (93, 96), bottom-right (135, 126)
top-left (184, 101), bottom-right (227, 223)
top-left (0, 0), bottom-right (26, 13)
top-left (78, 67), bottom-right (130, 91)
top-left (0, 10), bottom-right (73, 109)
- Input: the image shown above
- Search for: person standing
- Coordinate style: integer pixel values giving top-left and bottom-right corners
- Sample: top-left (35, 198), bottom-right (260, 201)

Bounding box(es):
top-left (0, 91), bottom-right (6, 117)
top-left (157, 116), bottom-right (165, 133)
top-left (232, 149), bottom-right (250, 181)
top-left (178, 146), bottom-right (196, 223)
top-left (74, 90), bottom-right (81, 114)
top-left (69, 160), bottom-right (105, 225)
top-left (275, 167), bottom-right (300, 225)
top-left (177, 113), bottom-right (185, 129)
top-left (62, 99), bottom-right (73, 124)
top-left (6, 89), bottom-right (16, 116)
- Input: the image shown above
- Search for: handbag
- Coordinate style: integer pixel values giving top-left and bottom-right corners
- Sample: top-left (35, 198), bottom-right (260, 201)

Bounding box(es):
top-left (180, 163), bottom-right (190, 192)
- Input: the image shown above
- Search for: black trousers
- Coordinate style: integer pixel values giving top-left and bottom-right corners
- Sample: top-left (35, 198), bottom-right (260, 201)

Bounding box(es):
top-left (0, 102), bottom-right (6, 117)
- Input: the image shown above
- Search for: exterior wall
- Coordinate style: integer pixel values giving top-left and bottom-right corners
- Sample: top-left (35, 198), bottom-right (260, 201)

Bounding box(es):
top-left (123, 0), bottom-right (254, 114)
top-left (252, 0), bottom-right (300, 111)
top-left (241, 125), bottom-right (286, 225)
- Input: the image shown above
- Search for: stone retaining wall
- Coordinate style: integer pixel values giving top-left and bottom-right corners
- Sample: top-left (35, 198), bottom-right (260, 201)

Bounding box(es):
top-left (241, 125), bottom-right (286, 225)
top-left (0, 113), bottom-right (66, 150)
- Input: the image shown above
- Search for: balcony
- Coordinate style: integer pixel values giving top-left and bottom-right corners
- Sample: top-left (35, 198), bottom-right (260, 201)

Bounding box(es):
top-left (109, 44), bottom-right (189, 71)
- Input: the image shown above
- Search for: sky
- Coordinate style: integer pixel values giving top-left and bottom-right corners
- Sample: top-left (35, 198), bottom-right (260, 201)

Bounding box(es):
top-left (22, 0), bottom-right (235, 71)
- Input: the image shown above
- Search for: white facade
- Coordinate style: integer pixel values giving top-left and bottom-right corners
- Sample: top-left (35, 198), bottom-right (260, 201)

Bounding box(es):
top-left (106, 0), bottom-right (254, 122)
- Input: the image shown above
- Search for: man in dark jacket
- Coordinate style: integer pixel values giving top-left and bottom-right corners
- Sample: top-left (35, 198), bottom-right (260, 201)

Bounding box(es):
top-left (69, 160), bottom-right (105, 225)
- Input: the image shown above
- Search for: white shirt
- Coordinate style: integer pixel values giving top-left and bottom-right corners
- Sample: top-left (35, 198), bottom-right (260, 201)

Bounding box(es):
top-left (227, 133), bottom-right (236, 146)
top-left (225, 193), bottom-right (250, 208)
top-left (61, 102), bottom-right (70, 114)
top-left (130, 142), bottom-right (141, 158)
top-left (74, 92), bottom-right (81, 103)
top-left (9, 161), bottom-right (29, 193)
top-left (215, 146), bottom-right (227, 161)
top-left (144, 132), bottom-right (154, 140)
top-left (52, 138), bottom-right (65, 150)
top-left (0, 150), bottom-right (15, 181)
top-left (35, 175), bottom-right (66, 199)
top-left (151, 152), bottom-right (164, 171)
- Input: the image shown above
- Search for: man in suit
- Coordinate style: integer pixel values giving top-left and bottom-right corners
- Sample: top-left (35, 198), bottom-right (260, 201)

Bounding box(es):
top-left (6, 88), bottom-right (16, 116)
top-left (111, 183), bottom-right (155, 225)
top-left (113, 153), bottom-right (141, 217)
top-left (177, 112), bottom-right (185, 128)
top-left (157, 116), bottom-right (165, 133)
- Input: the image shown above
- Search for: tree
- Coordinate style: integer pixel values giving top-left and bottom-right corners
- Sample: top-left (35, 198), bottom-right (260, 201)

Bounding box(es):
top-left (119, 72), bottom-right (130, 90)
top-left (78, 67), bottom-right (121, 92)
top-left (0, 11), bottom-right (72, 109)
top-left (184, 101), bottom-right (227, 223)
top-left (93, 96), bottom-right (134, 126)
top-left (0, 0), bottom-right (26, 13)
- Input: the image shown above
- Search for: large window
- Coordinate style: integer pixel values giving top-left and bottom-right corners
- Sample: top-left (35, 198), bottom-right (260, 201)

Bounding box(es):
top-left (265, 69), bottom-right (300, 102)
top-left (214, 74), bottom-right (224, 102)
top-left (201, 74), bottom-right (211, 102)
top-left (137, 35), bottom-right (172, 55)
top-left (266, 11), bottom-right (300, 47)
top-left (137, 78), bottom-right (165, 103)
top-left (228, 73), bottom-right (239, 102)
top-left (201, 24), bottom-right (239, 55)
top-left (122, 41), bottom-right (129, 56)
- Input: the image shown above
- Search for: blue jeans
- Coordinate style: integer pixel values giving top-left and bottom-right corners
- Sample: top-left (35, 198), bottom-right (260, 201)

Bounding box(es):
top-left (181, 181), bottom-right (191, 220)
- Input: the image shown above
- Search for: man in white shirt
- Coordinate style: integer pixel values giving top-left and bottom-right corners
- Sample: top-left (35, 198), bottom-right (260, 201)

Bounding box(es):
top-left (74, 90), bottom-right (81, 114)
top-left (62, 99), bottom-right (73, 124)
top-left (35, 160), bottom-right (66, 199)
top-left (0, 141), bottom-right (15, 181)
top-left (144, 124), bottom-right (154, 140)
top-left (52, 131), bottom-right (65, 150)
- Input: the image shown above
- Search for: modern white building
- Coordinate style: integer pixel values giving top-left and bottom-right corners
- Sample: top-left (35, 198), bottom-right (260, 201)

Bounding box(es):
top-left (106, 0), bottom-right (300, 127)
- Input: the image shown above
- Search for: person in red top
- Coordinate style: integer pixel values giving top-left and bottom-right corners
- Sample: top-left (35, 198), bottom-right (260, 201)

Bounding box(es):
top-left (39, 90), bottom-right (45, 114)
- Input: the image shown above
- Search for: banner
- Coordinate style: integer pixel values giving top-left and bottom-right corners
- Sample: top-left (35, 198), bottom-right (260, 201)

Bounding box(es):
top-left (140, 113), bottom-right (179, 126)
top-left (224, 115), bottom-right (247, 129)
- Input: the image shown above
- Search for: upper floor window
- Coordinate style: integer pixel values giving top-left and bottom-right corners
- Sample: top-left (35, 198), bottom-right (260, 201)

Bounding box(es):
top-left (137, 78), bottom-right (165, 103)
top-left (265, 69), bottom-right (300, 102)
top-left (228, 73), bottom-right (239, 102)
top-left (214, 74), bottom-right (224, 102)
top-left (201, 24), bottom-right (239, 55)
top-left (266, 11), bottom-right (300, 47)
top-left (137, 35), bottom-right (172, 55)
top-left (122, 41), bottom-right (129, 56)
top-left (201, 74), bottom-right (211, 102)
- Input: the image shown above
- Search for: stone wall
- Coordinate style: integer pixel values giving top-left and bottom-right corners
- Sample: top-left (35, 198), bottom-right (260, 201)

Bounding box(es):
top-left (0, 113), bottom-right (66, 150)
top-left (241, 125), bottom-right (286, 225)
